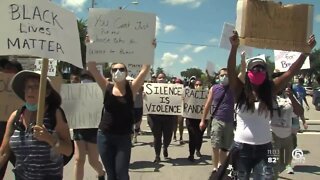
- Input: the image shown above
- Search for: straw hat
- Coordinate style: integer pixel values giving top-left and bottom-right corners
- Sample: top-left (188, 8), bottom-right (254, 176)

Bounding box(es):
top-left (10, 70), bottom-right (59, 101)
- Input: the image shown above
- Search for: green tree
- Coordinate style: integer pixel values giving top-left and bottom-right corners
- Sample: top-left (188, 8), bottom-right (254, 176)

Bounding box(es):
top-left (180, 68), bottom-right (204, 79)
top-left (156, 67), bottom-right (164, 75)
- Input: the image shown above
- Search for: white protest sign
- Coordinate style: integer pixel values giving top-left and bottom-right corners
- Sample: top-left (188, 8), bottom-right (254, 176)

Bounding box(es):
top-left (86, 9), bottom-right (156, 64)
top-left (183, 88), bottom-right (210, 119)
top-left (143, 83), bottom-right (183, 115)
top-left (125, 63), bottom-right (151, 80)
top-left (34, 58), bottom-right (57, 76)
top-left (274, 50), bottom-right (310, 72)
top-left (219, 22), bottom-right (253, 57)
top-left (0, 0), bottom-right (82, 68)
top-left (60, 83), bottom-right (103, 129)
top-left (206, 61), bottom-right (215, 76)
top-left (17, 57), bottom-right (36, 70)
top-left (96, 64), bottom-right (103, 75)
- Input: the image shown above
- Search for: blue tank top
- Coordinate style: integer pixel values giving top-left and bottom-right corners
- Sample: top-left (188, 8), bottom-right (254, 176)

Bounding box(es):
top-left (9, 110), bottom-right (63, 179)
top-left (211, 84), bottom-right (234, 123)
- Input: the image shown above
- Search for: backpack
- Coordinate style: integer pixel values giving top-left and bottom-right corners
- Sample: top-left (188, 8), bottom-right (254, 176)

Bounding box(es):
top-left (12, 106), bottom-right (74, 166)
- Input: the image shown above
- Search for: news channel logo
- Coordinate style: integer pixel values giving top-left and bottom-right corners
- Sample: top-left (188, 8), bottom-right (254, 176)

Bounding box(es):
top-left (292, 148), bottom-right (305, 164)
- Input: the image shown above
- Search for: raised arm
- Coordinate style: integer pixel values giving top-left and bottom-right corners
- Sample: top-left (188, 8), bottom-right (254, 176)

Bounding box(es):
top-left (87, 61), bottom-right (109, 93)
top-left (131, 64), bottom-right (150, 95)
top-left (200, 86), bottom-right (214, 130)
top-left (273, 35), bottom-right (316, 94)
top-left (227, 31), bottom-right (243, 99)
top-left (238, 51), bottom-right (246, 84)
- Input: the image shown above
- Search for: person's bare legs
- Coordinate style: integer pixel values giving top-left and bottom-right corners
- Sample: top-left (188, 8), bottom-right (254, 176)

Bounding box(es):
top-left (87, 142), bottom-right (105, 177)
top-left (74, 140), bottom-right (86, 180)
top-left (219, 150), bottom-right (228, 167)
top-left (212, 147), bottom-right (219, 171)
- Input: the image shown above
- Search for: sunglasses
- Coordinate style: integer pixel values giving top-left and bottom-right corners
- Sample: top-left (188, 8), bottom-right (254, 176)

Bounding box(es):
top-left (195, 84), bottom-right (202, 86)
top-left (250, 65), bottom-right (266, 72)
top-left (111, 67), bottom-right (126, 73)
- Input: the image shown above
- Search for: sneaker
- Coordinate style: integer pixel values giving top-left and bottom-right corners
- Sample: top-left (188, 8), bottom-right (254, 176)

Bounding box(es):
top-left (286, 165), bottom-right (294, 174)
top-left (179, 139), bottom-right (184, 145)
top-left (153, 156), bottom-right (160, 163)
top-left (187, 155), bottom-right (195, 162)
top-left (208, 169), bottom-right (217, 179)
top-left (163, 148), bottom-right (168, 158)
top-left (196, 151), bottom-right (202, 157)
top-left (173, 136), bottom-right (177, 141)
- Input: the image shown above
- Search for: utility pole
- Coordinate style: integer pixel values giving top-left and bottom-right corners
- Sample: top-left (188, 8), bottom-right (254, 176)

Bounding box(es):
top-left (91, 0), bottom-right (95, 8)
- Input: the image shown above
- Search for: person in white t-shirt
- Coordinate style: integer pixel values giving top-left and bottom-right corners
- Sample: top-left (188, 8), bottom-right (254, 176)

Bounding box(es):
top-left (227, 31), bottom-right (316, 180)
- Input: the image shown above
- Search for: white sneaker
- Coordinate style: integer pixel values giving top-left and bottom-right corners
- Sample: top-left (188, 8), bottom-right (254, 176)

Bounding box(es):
top-left (286, 165), bottom-right (294, 174)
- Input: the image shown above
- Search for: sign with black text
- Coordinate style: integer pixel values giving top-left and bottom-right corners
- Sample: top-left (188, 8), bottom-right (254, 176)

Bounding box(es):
top-left (143, 83), bottom-right (183, 115)
top-left (183, 88), bottom-right (210, 119)
top-left (0, 0), bottom-right (82, 68)
top-left (87, 9), bottom-right (156, 64)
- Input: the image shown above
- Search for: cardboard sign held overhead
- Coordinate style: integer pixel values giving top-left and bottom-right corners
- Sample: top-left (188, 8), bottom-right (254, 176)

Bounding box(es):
top-left (236, 0), bottom-right (313, 53)
top-left (0, 0), bottom-right (83, 68)
top-left (86, 9), bottom-right (156, 65)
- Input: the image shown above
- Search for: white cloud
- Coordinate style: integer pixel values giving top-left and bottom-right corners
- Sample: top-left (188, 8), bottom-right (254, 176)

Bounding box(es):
top-left (193, 46), bottom-right (207, 53)
top-left (209, 38), bottom-right (219, 44)
top-left (164, 25), bottom-right (177, 33)
top-left (162, 0), bottom-right (203, 8)
top-left (180, 44), bottom-right (192, 52)
top-left (156, 16), bottom-right (161, 36)
top-left (180, 56), bottom-right (192, 64)
top-left (61, 0), bottom-right (86, 12)
top-left (161, 52), bottom-right (179, 67)
top-left (316, 14), bottom-right (320, 23)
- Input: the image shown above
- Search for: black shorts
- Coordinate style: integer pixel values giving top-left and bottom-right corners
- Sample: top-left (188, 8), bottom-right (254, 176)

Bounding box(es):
top-left (73, 128), bottom-right (98, 144)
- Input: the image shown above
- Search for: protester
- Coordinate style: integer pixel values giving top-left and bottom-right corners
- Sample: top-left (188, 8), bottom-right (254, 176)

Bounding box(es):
top-left (132, 86), bottom-right (144, 144)
top-left (271, 79), bottom-right (304, 176)
top-left (71, 72), bottom-right (105, 180)
top-left (186, 80), bottom-right (206, 162)
top-left (293, 78), bottom-right (310, 110)
top-left (200, 68), bottom-right (234, 173)
top-left (227, 31), bottom-right (316, 179)
top-left (88, 60), bottom-right (150, 180)
top-left (173, 78), bottom-right (184, 145)
top-left (0, 58), bottom-right (23, 179)
top-left (312, 75), bottom-right (320, 110)
top-left (147, 72), bottom-right (176, 163)
top-left (0, 70), bottom-right (73, 179)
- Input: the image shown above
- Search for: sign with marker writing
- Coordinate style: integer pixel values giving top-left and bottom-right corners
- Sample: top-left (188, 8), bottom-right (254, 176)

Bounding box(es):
top-left (87, 9), bottom-right (156, 64)
top-left (60, 83), bottom-right (103, 129)
top-left (0, 73), bottom-right (24, 121)
top-left (143, 83), bottom-right (183, 115)
top-left (125, 63), bottom-right (151, 80)
top-left (274, 50), bottom-right (310, 72)
top-left (236, 0), bottom-right (313, 52)
top-left (34, 58), bottom-right (57, 76)
top-left (183, 88), bottom-right (210, 119)
top-left (0, 0), bottom-right (83, 68)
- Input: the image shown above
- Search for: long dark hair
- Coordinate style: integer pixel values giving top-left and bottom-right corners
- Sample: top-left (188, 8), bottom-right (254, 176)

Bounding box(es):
top-left (236, 71), bottom-right (274, 117)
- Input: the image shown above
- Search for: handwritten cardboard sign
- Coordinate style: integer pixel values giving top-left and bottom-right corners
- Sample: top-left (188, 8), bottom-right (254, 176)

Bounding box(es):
top-left (0, 73), bottom-right (24, 121)
top-left (219, 22), bottom-right (253, 57)
top-left (86, 9), bottom-right (156, 64)
top-left (236, 0), bottom-right (313, 52)
top-left (34, 58), bottom-right (57, 76)
top-left (274, 50), bottom-right (310, 72)
top-left (0, 0), bottom-right (83, 68)
top-left (143, 83), bottom-right (183, 115)
top-left (60, 83), bottom-right (103, 129)
top-left (183, 88), bottom-right (210, 119)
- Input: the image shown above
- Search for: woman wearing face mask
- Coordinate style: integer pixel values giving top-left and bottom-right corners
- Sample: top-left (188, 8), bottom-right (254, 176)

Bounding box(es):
top-left (71, 71), bottom-right (105, 180)
top-left (87, 61), bottom-right (150, 180)
top-left (185, 80), bottom-right (206, 162)
top-left (200, 68), bottom-right (235, 174)
top-left (227, 31), bottom-right (316, 180)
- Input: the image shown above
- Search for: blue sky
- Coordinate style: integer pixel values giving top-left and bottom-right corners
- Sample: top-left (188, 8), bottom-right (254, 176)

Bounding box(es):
top-left (53, 0), bottom-right (320, 78)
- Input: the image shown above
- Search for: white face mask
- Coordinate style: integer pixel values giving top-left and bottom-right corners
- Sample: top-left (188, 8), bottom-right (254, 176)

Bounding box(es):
top-left (220, 76), bottom-right (229, 85)
top-left (81, 79), bottom-right (93, 83)
top-left (113, 70), bottom-right (126, 82)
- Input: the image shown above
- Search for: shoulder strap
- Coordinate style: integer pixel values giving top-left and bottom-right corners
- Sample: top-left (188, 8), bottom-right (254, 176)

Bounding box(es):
top-left (13, 106), bottom-right (26, 125)
top-left (212, 86), bottom-right (229, 117)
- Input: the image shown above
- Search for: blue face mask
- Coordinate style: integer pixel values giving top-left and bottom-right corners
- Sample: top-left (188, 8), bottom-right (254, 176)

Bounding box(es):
top-left (25, 102), bottom-right (38, 112)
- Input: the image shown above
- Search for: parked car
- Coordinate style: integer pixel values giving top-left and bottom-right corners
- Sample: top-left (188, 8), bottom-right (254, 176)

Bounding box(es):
top-left (304, 86), bottom-right (313, 96)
